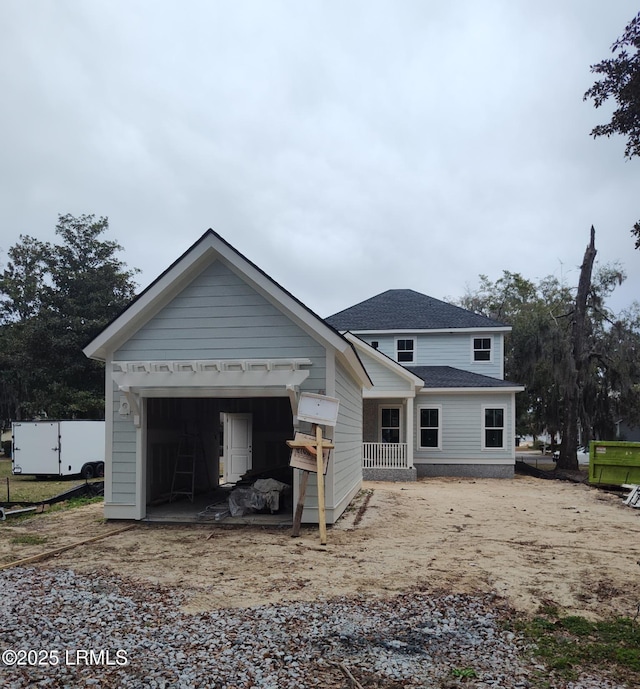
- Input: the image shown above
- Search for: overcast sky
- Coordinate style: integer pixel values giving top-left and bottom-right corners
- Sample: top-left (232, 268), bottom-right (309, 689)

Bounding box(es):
top-left (1, 0), bottom-right (639, 319)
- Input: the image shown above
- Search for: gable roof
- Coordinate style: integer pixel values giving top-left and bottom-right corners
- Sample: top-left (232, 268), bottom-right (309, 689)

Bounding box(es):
top-left (83, 229), bottom-right (371, 387)
top-left (326, 289), bottom-right (508, 331)
top-left (407, 365), bottom-right (523, 391)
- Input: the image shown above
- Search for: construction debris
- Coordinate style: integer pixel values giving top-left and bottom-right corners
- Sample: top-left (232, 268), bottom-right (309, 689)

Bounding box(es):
top-left (0, 506), bottom-right (38, 521)
top-left (228, 478), bottom-right (290, 517)
top-left (623, 484), bottom-right (640, 508)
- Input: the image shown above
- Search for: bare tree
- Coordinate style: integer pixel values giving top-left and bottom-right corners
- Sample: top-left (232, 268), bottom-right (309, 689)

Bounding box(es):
top-left (556, 227), bottom-right (597, 471)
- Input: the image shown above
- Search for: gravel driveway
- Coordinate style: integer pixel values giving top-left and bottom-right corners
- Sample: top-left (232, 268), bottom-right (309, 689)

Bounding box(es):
top-left (0, 566), bottom-right (626, 689)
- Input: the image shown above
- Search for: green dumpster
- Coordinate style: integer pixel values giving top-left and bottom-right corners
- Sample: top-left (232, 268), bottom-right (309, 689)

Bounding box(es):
top-left (589, 441), bottom-right (640, 486)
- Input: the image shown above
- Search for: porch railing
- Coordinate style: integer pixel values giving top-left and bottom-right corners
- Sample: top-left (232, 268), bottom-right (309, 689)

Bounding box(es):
top-left (363, 442), bottom-right (408, 469)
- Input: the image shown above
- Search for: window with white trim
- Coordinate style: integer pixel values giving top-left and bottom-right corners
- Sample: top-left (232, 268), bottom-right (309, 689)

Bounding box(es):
top-left (473, 337), bottom-right (492, 361)
top-left (396, 338), bottom-right (415, 363)
top-left (380, 406), bottom-right (401, 443)
top-left (418, 406), bottom-right (441, 449)
top-left (483, 407), bottom-right (504, 448)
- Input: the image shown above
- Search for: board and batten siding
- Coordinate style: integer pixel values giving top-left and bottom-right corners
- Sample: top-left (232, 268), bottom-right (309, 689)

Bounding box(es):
top-left (114, 259), bottom-right (326, 392)
top-left (301, 360), bottom-right (363, 524)
top-left (413, 392), bottom-right (514, 464)
top-left (358, 333), bottom-right (504, 380)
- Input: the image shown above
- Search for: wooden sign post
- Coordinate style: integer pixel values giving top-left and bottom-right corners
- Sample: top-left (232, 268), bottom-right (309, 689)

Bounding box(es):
top-left (287, 426), bottom-right (334, 544)
top-left (287, 393), bottom-right (340, 546)
top-left (314, 424), bottom-right (327, 544)
top-left (293, 470), bottom-right (309, 537)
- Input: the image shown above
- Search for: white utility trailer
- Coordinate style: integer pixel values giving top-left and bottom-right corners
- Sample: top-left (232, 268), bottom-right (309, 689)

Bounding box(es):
top-left (12, 420), bottom-right (105, 479)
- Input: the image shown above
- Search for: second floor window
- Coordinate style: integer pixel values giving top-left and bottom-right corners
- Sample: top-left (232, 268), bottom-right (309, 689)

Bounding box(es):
top-left (473, 337), bottom-right (491, 361)
top-left (396, 338), bottom-right (415, 363)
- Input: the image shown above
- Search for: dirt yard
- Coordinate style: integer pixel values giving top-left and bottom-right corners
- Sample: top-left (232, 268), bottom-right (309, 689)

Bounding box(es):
top-left (2, 475), bottom-right (640, 620)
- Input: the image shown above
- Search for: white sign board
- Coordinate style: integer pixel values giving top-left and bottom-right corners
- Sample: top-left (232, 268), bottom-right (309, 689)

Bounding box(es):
top-left (297, 393), bottom-right (340, 427)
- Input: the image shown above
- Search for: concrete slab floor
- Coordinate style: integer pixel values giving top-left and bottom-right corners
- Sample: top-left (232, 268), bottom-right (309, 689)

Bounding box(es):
top-left (143, 487), bottom-right (292, 526)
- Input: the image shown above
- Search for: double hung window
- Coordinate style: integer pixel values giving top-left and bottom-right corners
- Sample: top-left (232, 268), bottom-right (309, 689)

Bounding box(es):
top-left (473, 337), bottom-right (491, 361)
top-left (396, 338), bottom-right (415, 363)
top-left (419, 406), bottom-right (441, 449)
top-left (483, 407), bottom-right (504, 448)
top-left (380, 407), bottom-right (401, 443)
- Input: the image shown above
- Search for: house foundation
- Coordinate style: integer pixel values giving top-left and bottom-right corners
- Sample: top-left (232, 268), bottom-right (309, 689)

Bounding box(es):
top-left (415, 463), bottom-right (514, 479)
top-left (363, 467), bottom-right (417, 481)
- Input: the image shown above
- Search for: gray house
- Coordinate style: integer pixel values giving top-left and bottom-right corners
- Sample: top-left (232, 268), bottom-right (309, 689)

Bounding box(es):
top-left (326, 290), bottom-right (524, 479)
top-left (84, 230), bottom-right (371, 523)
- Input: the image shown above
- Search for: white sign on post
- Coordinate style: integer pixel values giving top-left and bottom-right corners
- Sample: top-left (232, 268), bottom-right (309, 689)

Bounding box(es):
top-left (296, 393), bottom-right (340, 427)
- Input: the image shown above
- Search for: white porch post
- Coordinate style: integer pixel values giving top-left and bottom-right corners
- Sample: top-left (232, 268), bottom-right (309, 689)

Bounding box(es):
top-left (406, 396), bottom-right (414, 469)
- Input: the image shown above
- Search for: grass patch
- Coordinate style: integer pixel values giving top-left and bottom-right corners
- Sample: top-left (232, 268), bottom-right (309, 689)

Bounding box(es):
top-left (10, 534), bottom-right (48, 546)
top-left (49, 495), bottom-right (104, 512)
top-left (512, 612), bottom-right (640, 686)
top-left (0, 458), bottom-right (100, 505)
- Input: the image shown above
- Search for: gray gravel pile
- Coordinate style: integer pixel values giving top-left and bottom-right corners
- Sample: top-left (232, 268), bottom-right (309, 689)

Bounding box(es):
top-left (0, 567), bottom-right (626, 688)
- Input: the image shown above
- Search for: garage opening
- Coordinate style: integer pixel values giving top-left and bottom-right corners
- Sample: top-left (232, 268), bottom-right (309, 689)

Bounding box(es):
top-left (145, 397), bottom-right (294, 522)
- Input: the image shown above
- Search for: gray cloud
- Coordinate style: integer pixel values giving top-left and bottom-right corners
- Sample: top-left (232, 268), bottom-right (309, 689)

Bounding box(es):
top-left (1, 0), bottom-right (638, 318)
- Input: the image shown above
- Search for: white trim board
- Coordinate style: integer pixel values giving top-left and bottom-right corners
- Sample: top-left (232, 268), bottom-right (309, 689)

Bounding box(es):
top-left (344, 327), bottom-right (512, 335)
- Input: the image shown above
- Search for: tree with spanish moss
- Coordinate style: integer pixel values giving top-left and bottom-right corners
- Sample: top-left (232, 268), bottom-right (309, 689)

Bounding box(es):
top-left (458, 231), bottom-right (640, 470)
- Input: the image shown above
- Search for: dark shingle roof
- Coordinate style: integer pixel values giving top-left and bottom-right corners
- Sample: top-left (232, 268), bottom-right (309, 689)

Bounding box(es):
top-left (326, 289), bottom-right (507, 331)
top-left (407, 366), bottom-right (520, 389)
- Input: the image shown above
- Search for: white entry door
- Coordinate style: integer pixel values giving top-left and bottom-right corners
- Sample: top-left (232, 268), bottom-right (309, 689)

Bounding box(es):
top-left (222, 413), bottom-right (252, 483)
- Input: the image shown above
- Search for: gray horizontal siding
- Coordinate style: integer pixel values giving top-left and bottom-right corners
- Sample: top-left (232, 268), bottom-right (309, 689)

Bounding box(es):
top-left (109, 259), bottom-right (331, 508)
top-left (150, 306), bottom-right (287, 321)
top-left (358, 333), bottom-right (503, 380)
top-left (140, 318), bottom-right (300, 330)
top-left (358, 350), bottom-right (413, 391)
top-left (359, 335), bottom-right (395, 359)
top-left (110, 389), bottom-right (137, 504)
top-left (413, 392), bottom-right (514, 462)
top-left (416, 333), bottom-right (503, 379)
top-left (301, 359), bottom-right (362, 524)
top-left (332, 360), bottom-right (363, 508)
top-left (116, 336), bottom-right (319, 350)
top-left (115, 259), bottom-right (326, 390)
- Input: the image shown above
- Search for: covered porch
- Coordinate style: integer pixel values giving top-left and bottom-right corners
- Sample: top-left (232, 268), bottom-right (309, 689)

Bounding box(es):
top-left (362, 396), bottom-right (417, 481)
